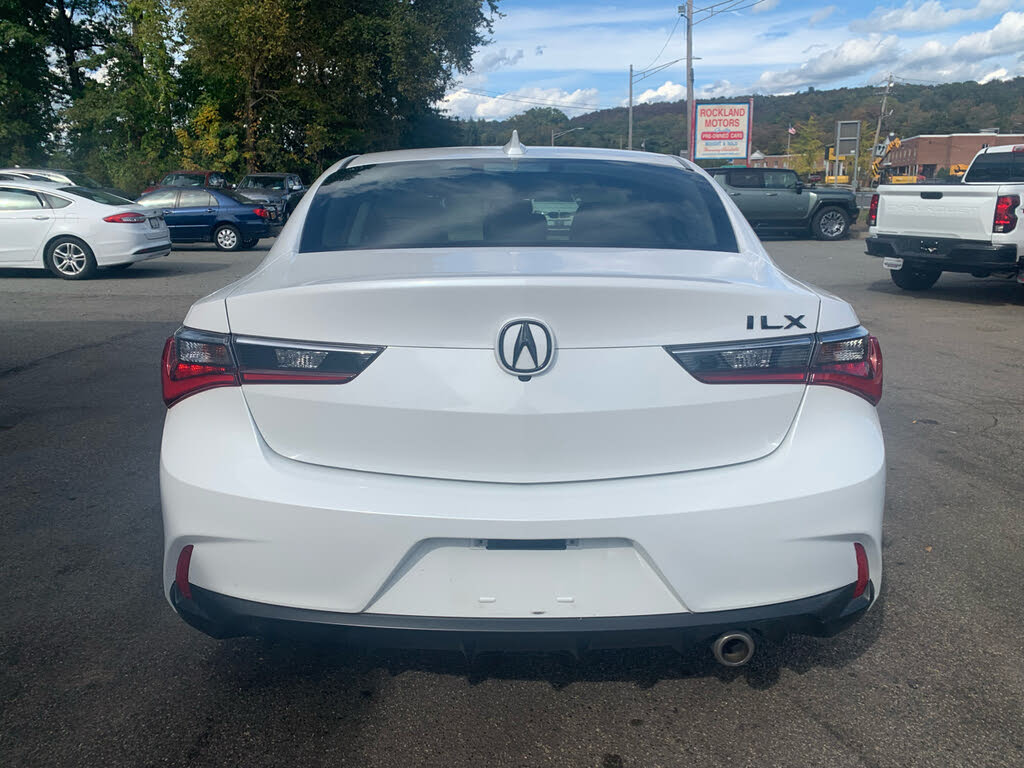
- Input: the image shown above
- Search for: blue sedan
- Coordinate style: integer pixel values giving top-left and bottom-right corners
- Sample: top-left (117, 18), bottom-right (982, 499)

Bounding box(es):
top-left (136, 187), bottom-right (274, 250)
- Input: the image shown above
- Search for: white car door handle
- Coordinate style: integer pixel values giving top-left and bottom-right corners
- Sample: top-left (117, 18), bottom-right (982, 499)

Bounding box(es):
top-left (32, 214), bottom-right (50, 220)
top-left (765, 192), bottom-right (778, 197)
top-left (730, 192), bottom-right (741, 196)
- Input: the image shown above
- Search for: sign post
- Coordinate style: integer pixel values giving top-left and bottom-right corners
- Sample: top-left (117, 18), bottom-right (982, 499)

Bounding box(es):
top-left (835, 120), bottom-right (861, 188)
top-left (692, 100), bottom-right (753, 163)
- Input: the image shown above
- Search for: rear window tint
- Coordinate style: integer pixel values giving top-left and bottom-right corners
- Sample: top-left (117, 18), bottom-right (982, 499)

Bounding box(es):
top-left (62, 187), bottom-right (132, 205)
top-left (964, 151), bottom-right (1024, 183)
top-left (300, 159), bottom-right (737, 253)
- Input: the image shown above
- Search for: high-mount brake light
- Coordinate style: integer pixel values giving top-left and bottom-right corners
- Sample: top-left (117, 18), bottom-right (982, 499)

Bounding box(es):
top-left (868, 193), bottom-right (879, 227)
top-left (993, 194), bottom-right (1019, 234)
top-left (665, 326), bottom-right (883, 405)
top-left (103, 212), bottom-right (147, 224)
top-left (161, 328), bottom-right (384, 407)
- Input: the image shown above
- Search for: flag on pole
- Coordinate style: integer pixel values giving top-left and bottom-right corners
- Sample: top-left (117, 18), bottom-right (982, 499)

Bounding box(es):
top-left (788, 125), bottom-right (797, 135)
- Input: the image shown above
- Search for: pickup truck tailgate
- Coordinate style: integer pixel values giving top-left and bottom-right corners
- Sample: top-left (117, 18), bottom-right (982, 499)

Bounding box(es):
top-left (876, 185), bottom-right (995, 239)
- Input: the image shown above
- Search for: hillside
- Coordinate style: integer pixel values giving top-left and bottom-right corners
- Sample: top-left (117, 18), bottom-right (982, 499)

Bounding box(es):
top-left (456, 78), bottom-right (1024, 157)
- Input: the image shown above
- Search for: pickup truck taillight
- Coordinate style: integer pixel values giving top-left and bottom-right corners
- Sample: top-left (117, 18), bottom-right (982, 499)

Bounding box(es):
top-left (993, 195), bottom-right (1019, 234)
top-left (868, 194), bottom-right (879, 227)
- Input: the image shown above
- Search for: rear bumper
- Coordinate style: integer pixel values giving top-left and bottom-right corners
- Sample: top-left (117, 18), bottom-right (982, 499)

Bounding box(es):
top-left (172, 580), bottom-right (874, 650)
top-left (866, 234), bottom-right (1019, 272)
top-left (161, 385), bottom-right (885, 634)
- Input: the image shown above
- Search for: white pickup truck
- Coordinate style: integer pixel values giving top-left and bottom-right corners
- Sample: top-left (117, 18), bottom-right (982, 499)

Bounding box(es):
top-left (866, 144), bottom-right (1024, 290)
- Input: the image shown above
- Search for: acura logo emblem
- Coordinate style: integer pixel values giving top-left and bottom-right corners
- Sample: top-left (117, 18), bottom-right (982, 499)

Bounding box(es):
top-left (496, 319), bottom-right (554, 379)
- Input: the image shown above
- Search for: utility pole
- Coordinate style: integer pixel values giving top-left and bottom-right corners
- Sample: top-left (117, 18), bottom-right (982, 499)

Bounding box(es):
top-left (684, 1), bottom-right (694, 160)
top-left (628, 64), bottom-right (633, 150)
top-left (871, 73), bottom-right (893, 185)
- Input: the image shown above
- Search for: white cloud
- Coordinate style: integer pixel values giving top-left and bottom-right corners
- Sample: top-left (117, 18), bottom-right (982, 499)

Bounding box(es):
top-left (439, 86), bottom-right (602, 120)
top-left (851, 0), bottom-right (1013, 33)
top-left (904, 11), bottom-right (1024, 65)
top-left (978, 67), bottom-right (1009, 84)
top-left (755, 34), bottom-right (900, 91)
top-left (698, 79), bottom-right (739, 98)
top-left (475, 47), bottom-right (524, 73)
top-left (634, 80), bottom-right (686, 105)
top-left (809, 6), bottom-right (838, 26)
top-left (753, 0), bottom-right (781, 13)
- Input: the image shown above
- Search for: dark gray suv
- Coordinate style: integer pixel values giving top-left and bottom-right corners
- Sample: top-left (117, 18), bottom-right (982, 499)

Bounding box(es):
top-left (708, 167), bottom-right (858, 240)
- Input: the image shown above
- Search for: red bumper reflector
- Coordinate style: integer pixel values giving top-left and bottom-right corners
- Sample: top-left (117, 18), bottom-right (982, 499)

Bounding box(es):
top-left (853, 542), bottom-right (869, 598)
top-left (175, 545), bottom-right (194, 600)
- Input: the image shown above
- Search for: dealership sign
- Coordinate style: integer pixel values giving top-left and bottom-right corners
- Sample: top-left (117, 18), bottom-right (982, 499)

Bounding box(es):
top-left (692, 101), bottom-right (753, 161)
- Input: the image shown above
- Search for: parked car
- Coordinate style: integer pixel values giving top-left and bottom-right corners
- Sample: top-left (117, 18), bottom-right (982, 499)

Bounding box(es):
top-left (236, 173), bottom-right (306, 220)
top-left (136, 187), bottom-right (272, 250)
top-left (708, 167), bottom-right (858, 240)
top-left (141, 170), bottom-right (231, 195)
top-left (0, 167), bottom-right (131, 199)
top-left (867, 144), bottom-right (1024, 291)
top-left (160, 138), bottom-right (884, 665)
top-left (0, 180), bottom-right (170, 279)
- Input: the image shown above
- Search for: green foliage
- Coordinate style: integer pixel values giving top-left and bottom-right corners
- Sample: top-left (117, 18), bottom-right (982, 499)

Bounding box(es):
top-left (0, 0), bottom-right (54, 164)
top-left (790, 115), bottom-right (826, 176)
top-left (63, 0), bottom-right (182, 195)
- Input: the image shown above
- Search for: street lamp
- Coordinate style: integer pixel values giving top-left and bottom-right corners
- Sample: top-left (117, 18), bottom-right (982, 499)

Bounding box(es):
top-left (551, 126), bottom-right (584, 146)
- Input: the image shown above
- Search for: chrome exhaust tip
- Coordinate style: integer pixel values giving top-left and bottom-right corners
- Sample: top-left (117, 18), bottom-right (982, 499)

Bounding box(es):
top-left (711, 631), bottom-right (755, 667)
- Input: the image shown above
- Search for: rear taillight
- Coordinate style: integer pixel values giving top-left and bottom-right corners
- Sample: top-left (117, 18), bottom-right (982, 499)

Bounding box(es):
top-left (665, 326), bottom-right (883, 405)
top-left (666, 336), bottom-right (813, 384)
top-left (993, 194), bottom-right (1019, 234)
top-left (161, 329), bottom-right (237, 406)
top-left (868, 193), bottom-right (879, 227)
top-left (253, 207), bottom-right (269, 218)
top-left (104, 212), bottom-right (147, 224)
top-left (853, 542), bottom-right (869, 599)
top-left (161, 327), bottom-right (384, 407)
top-left (809, 328), bottom-right (883, 405)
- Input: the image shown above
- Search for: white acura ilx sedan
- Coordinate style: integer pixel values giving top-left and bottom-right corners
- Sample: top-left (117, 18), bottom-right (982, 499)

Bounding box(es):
top-left (160, 136), bottom-right (884, 666)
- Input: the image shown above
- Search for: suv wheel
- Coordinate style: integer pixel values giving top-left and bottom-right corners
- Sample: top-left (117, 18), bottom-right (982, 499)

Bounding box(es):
top-left (214, 224), bottom-right (241, 251)
top-left (811, 206), bottom-right (851, 240)
top-left (890, 266), bottom-right (941, 291)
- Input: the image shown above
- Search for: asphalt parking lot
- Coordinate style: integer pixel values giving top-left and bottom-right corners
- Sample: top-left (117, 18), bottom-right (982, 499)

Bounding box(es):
top-left (1, 240), bottom-right (1022, 768)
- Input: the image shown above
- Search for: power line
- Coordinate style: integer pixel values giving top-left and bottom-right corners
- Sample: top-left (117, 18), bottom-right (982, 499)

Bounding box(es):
top-left (639, 15), bottom-right (682, 72)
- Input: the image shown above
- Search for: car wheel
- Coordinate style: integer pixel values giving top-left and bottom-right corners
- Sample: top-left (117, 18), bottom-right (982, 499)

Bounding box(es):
top-left (890, 266), bottom-right (940, 291)
top-left (214, 224), bottom-right (242, 251)
top-left (811, 206), bottom-right (851, 240)
top-left (241, 237), bottom-right (259, 249)
top-left (45, 236), bottom-right (98, 280)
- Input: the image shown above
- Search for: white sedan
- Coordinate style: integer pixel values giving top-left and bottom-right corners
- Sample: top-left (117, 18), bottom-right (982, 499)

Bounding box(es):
top-left (0, 180), bottom-right (171, 279)
top-left (160, 137), bottom-right (884, 666)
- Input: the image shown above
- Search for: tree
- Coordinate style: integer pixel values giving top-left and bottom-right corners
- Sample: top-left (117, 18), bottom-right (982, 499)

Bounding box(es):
top-left (179, 0), bottom-right (498, 176)
top-left (64, 0), bottom-right (181, 193)
top-left (0, 0), bottom-right (54, 164)
top-left (790, 115), bottom-right (826, 176)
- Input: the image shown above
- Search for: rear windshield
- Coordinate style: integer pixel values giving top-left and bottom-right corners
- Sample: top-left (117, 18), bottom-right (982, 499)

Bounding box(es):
top-left (161, 173), bottom-right (207, 187)
top-left (62, 187), bottom-right (132, 205)
top-left (300, 159), bottom-right (738, 253)
top-left (240, 175), bottom-right (286, 190)
top-left (964, 151), bottom-right (1024, 183)
top-left (62, 171), bottom-right (102, 187)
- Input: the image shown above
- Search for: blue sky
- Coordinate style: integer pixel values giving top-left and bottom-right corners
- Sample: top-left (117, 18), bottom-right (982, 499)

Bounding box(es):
top-left (440, 0), bottom-right (1024, 119)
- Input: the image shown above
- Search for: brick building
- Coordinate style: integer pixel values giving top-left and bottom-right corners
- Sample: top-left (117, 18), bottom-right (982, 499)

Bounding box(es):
top-left (883, 132), bottom-right (1024, 177)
